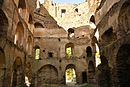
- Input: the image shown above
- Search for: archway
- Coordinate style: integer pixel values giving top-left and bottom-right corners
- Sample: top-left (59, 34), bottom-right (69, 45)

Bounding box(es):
top-left (118, 0), bottom-right (130, 33)
top-left (65, 64), bottom-right (77, 84)
top-left (82, 71), bottom-right (87, 83)
top-left (37, 64), bottom-right (58, 85)
top-left (65, 43), bottom-right (74, 58)
top-left (116, 44), bottom-right (130, 87)
top-left (86, 46), bottom-right (92, 58)
top-left (88, 61), bottom-right (95, 83)
top-left (12, 57), bottom-right (24, 87)
top-left (90, 15), bottom-right (95, 24)
top-left (34, 45), bottom-right (40, 60)
top-left (14, 22), bottom-right (24, 46)
top-left (0, 9), bottom-right (8, 37)
top-left (18, 0), bottom-right (26, 18)
top-left (68, 28), bottom-right (74, 39)
top-left (101, 27), bottom-right (116, 45)
top-left (34, 22), bottom-right (44, 28)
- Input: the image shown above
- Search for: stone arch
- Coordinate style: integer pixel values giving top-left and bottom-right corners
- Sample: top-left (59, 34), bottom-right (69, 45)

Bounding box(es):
top-left (65, 64), bottom-right (77, 84)
top-left (90, 15), bottom-right (95, 24)
top-left (116, 44), bottom-right (130, 87)
top-left (34, 45), bottom-right (40, 60)
top-left (101, 27), bottom-right (116, 44)
top-left (14, 22), bottom-right (24, 46)
top-left (118, 0), bottom-right (130, 33)
top-left (86, 46), bottom-right (92, 58)
top-left (68, 28), bottom-right (74, 39)
top-left (34, 22), bottom-right (44, 28)
top-left (0, 9), bottom-right (8, 37)
top-left (65, 43), bottom-right (74, 58)
top-left (12, 57), bottom-right (24, 87)
top-left (37, 64), bottom-right (58, 85)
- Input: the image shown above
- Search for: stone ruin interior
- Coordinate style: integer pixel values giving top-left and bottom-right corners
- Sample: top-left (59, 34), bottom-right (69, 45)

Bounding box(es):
top-left (0, 0), bottom-right (130, 87)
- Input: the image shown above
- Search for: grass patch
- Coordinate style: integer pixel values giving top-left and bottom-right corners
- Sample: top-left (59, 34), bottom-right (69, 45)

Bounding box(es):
top-left (80, 83), bottom-right (95, 87)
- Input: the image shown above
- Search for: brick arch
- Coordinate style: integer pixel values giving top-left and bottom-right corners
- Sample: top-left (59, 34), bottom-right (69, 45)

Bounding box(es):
top-left (14, 22), bottom-right (24, 46)
top-left (118, 0), bottom-right (130, 33)
top-left (65, 42), bottom-right (74, 58)
top-left (37, 64), bottom-right (58, 85)
top-left (0, 9), bottom-right (8, 36)
top-left (101, 27), bottom-right (117, 45)
top-left (116, 44), bottom-right (130, 87)
top-left (65, 64), bottom-right (77, 84)
top-left (12, 57), bottom-right (24, 87)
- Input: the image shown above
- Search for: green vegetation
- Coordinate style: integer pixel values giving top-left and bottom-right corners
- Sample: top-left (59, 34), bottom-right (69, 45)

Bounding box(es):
top-left (80, 83), bottom-right (95, 87)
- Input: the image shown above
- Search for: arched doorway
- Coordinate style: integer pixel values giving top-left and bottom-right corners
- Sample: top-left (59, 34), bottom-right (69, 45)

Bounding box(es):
top-left (14, 22), bottom-right (24, 46)
top-left (82, 71), bottom-right (87, 83)
top-left (65, 43), bottom-right (74, 58)
top-left (65, 64), bottom-right (77, 84)
top-left (37, 64), bottom-right (58, 86)
top-left (68, 28), bottom-right (75, 39)
top-left (12, 57), bottom-right (24, 87)
top-left (118, 0), bottom-right (130, 35)
top-left (0, 9), bottom-right (8, 37)
top-left (86, 46), bottom-right (92, 58)
top-left (116, 44), bottom-right (130, 87)
top-left (18, 0), bottom-right (26, 19)
top-left (88, 61), bottom-right (95, 83)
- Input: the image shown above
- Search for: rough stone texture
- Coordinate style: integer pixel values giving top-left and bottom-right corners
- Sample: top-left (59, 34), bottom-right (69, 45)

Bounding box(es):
top-left (0, 0), bottom-right (35, 86)
top-left (3, 0), bottom-right (130, 87)
top-left (94, 0), bottom-right (130, 87)
top-left (43, 0), bottom-right (99, 30)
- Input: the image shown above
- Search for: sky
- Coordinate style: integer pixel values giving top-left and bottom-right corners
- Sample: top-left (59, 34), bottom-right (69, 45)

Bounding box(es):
top-left (39, 0), bottom-right (85, 4)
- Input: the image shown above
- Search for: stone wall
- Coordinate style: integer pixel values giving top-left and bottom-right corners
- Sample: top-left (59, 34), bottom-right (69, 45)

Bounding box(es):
top-left (94, 0), bottom-right (130, 86)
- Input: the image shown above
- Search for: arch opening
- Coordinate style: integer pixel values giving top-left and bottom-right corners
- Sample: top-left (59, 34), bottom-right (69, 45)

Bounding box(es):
top-left (86, 46), bottom-right (92, 58)
top-left (118, 1), bottom-right (130, 33)
top-left (116, 44), bottom-right (130, 87)
top-left (35, 45), bottom-right (40, 60)
top-left (14, 22), bottom-right (24, 46)
top-left (65, 43), bottom-right (74, 58)
top-left (12, 57), bottom-right (23, 87)
top-left (65, 64), bottom-right (77, 84)
top-left (68, 28), bottom-right (74, 39)
top-left (18, 0), bottom-right (26, 19)
top-left (101, 27), bottom-right (116, 45)
top-left (34, 22), bottom-right (44, 28)
top-left (37, 64), bottom-right (58, 85)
